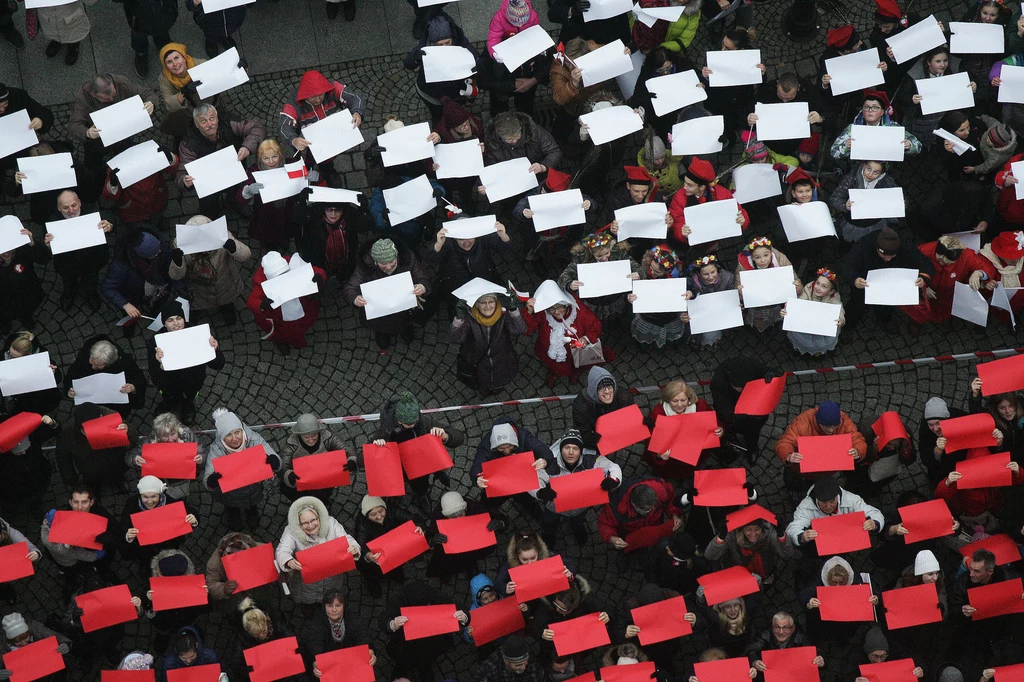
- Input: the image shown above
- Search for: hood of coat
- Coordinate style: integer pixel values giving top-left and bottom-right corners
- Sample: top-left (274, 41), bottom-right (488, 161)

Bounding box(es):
top-left (820, 556), bottom-right (855, 585)
top-left (296, 71), bottom-right (334, 101)
top-left (584, 366), bottom-right (616, 402)
top-left (505, 533), bottom-right (551, 567)
top-left (285, 429), bottom-right (332, 452)
top-left (538, 575), bottom-right (592, 610)
top-left (215, 531), bottom-right (259, 558)
top-left (982, 125), bottom-right (1017, 155)
top-left (715, 358), bottom-right (770, 392)
top-left (150, 548), bottom-right (196, 577)
top-left (470, 573), bottom-right (496, 609)
top-left (288, 496), bottom-right (331, 540)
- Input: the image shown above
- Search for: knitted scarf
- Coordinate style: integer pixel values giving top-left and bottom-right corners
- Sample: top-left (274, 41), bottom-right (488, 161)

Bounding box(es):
top-left (160, 43), bottom-right (197, 90)
top-left (980, 245), bottom-right (1023, 288)
top-left (471, 305), bottom-right (502, 327)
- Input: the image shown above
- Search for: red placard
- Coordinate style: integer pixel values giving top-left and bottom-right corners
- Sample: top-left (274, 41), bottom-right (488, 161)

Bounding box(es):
top-left (75, 584), bottom-right (137, 632)
top-left (551, 468), bottom-right (610, 513)
top-left (694, 657), bottom-right (753, 682)
top-left (595, 405), bottom-right (651, 456)
top-left (398, 434), bottom-right (453, 480)
top-left (882, 582), bottom-right (942, 629)
top-left (648, 412), bottom-right (719, 466)
top-left (436, 514), bottom-right (497, 554)
top-left (956, 452), bottom-right (1013, 489)
top-left (212, 446), bottom-right (274, 493)
top-left (898, 499), bottom-right (954, 543)
top-left (600, 662), bottom-right (657, 682)
top-left (103, 671), bottom-right (155, 682)
top-left (222, 543), bottom-right (278, 592)
top-left (697, 566), bottom-right (759, 605)
top-left (468, 597), bottom-right (526, 646)
top-left (726, 504), bottom-right (778, 532)
top-left (296, 537), bottom-right (357, 583)
top-left (0, 412), bottom-right (42, 452)
top-left (624, 520), bottom-right (674, 552)
top-left (400, 604), bottom-right (460, 640)
top-left (366, 520), bottom-right (429, 574)
top-left (859, 659), bottom-right (918, 682)
top-left (166, 664), bottom-right (221, 682)
top-left (994, 664), bottom-right (1024, 682)
top-left (631, 595), bottom-right (693, 644)
top-left (509, 555), bottom-right (569, 603)
top-left (872, 412), bottom-right (910, 450)
top-left (2, 636), bottom-right (66, 682)
top-left (816, 584), bottom-right (875, 621)
top-left (810, 511), bottom-right (871, 555)
top-left (0, 542), bottom-right (35, 583)
top-left (941, 413), bottom-right (998, 452)
top-left (481, 452), bottom-right (541, 497)
top-left (141, 442), bottom-right (199, 480)
top-left (294, 450), bottom-right (352, 490)
top-left (48, 510), bottom-right (108, 550)
top-left (315, 645), bottom-right (375, 682)
top-left (735, 375), bottom-right (787, 416)
top-left (362, 442), bottom-right (405, 497)
top-left (83, 413), bottom-right (130, 450)
top-left (967, 578), bottom-right (1024, 619)
top-left (762, 646), bottom-right (819, 682)
top-left (693, 468), bottom-right (747, 507)
top-left (149, 574), bottom-right (209, 611)
top-left (243, 637), bottom-right (305, 682)
top-left (131, 501), bottom-right (192, 546)
top-left (797, 434), bottom-right (855, 473)
top-left (960, 534), bottom-right (1022, 565)
top-left (977, 355), bottom-right (1024, 396)
top-left (549, 612), bottom-right (610, 656)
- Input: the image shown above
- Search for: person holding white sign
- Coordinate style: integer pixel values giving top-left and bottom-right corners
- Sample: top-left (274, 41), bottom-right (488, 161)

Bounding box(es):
top-left (450, 290), bottom-right (527, 394)
top-left (183, 0), bottom-right (245, 61)
top-left (65, 336), bottom-right (148, 418)
top-left (427, 99), bottom-right (485, 209)
top-left (247, 252), bottom-right (326, 354)
top-left (481, 112), bottom-right (563, 189)
top-left (480, 1), bottom-right (547, 116)
top-left (558, 230), bottom-right (640, 320)
top-left (513, 168), bottom-right (595, 260)
top-left (170, 215), bottom-right (252, 327)
top-left (830, 91), bottom-right (922, 160)
top-left (280, 70), bottom-right (366, 178)
top-left (69, 75), bottom-right (157, 182)
top-left (606, 166), bottom-right (669, 256)
top-left (668, 158), bottom-right (749, 249)
top-left (902, 236), bottom-right (995, 325)
top-left (901, 47), bottom-right (977, 148)
top-left (45, 190), bottom-right (113, 311)
top-left (238, 139), bottom-right (309, 253)
top-left (830, 161), bottom-right (901, 244)
top-left (735, 236), bottom-right (802, 332)
top-left (102, 145), bottom-right (178, 230)
top-left (745, 73), bottom-right (825, 158)
top-left (403, 15), bottom-right (481, 123)
top-left (679, 254), bottom-right (738, 347)
top-left (817, 25), bottom-right (887, 106)
top-left (101, 229), bottom-right (189, 338)
top-left (958, 1), bottom-right (1014, 107)
top-left (157, 43), bottom-right (226, 139)
top-left (700, 27), bottom-right (766, 148)
top-left (0, 86), bottom-right (53, 175)
top-left (783, 268), bottom-right (846, 356)
top-left (625, 245), bottom-right (688, 348)
top-left (0, 226), bottom-right (44, 330)
top-left (2, 332), bottom-right (64, 417)
top-left (426, 219), bottom-right (511, 321)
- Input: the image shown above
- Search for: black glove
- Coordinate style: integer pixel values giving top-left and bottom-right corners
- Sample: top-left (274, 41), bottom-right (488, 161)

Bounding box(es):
top-left (266, 455), bottom-right (276, 467)
top-left (108, 167), bottom-right (120, 187)
top-left (312, 272), bottom-right (325, 286)
top-left (357, 194), bottom-right (369, 209)
top-left (600, 477), bottom-right (619, 491)
top-left (380, 207), bottom-right (390, 220)
top-left (419, 48), bottom-right (428, 58)
top-left (207, 472), bottom-right (222, 490)
top-left (172, 248), bottom-right (185, 266)
top-left (497, 293), bottom-right (520, 311)
top-left (648, 92), bottom-right (658, 99)
top-left (237, 57), bottom-right (248, 70)
top-left (345, 459), bottom-right (359, 473)
top-left (485, 518), bottom-right (503, 532)
top-left (182, 80), bottom-right (201, 94)
top-left (718, 134), bottom-right (729, 145)
top-left (454, 300), bottom-right (470, 320)
top-left (260, 296), bottom-right (273, 312)
top-left (72, 607), bottom-right (85, 618)
top-left (159, 146), bottom-right (175, 165)
top-left (223, 238), bottom-right (237, 254)
top-left (536, 486), bottom-right (557, 502)
top-left (650, 670), bottom-right (672, 682)
top-left (434, 533), bottom-right (448, 545)
top-left (432, 186), bottom-right (444, 199)
top-left (573, 0), bottom-right (591, 11)
top-left (300, 186), bottom-right (314, 200)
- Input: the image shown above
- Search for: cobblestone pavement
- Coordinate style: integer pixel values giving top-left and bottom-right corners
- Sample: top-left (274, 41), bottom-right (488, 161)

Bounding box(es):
top-left (0, 0), bottom-right (1015, 680)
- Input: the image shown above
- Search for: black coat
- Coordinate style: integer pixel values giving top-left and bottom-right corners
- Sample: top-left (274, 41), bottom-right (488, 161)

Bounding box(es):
top-left (571, 388), bottom-right (635, 449)
top-left (2, 334), bottom-right (64, 421)
top-left (64, 335), bottom-right (149, 416)
top-left (0, 245), bottom-right (44, 325)
top-left (838, 230), bottom-right (936, 286)
top-left (114, 0), bottom-right (178, 36)
top-left (430, 234), bottom-right (507, 293)
top-left (450, 310), bottom-right (526, 393)
top-left (547, 0), bottom-right (630, 46)
top-left (0, 88), bottom-right (55, 138)
top-left (146, 324), bottom-right (225, 400)
top-left (302, 608), bottom-right (370, 658)
top-left (749, 78), bottom-right (827, 156)
top-left (55, 405), bottom-right (134, 487)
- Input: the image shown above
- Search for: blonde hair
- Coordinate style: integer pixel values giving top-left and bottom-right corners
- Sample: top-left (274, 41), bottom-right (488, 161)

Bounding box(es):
top-left (257, 139), bottom-right (283, 163)
top-left (827, 564), bottom-right (850, 585)
top-left (8, 332), bottom-right (35, 357)
top-left (713, 598), bottom-right (747, 634)
top-left (238, 597), bottom-right (272, 639)
top-left (661, 380), bottom-right (697, 406)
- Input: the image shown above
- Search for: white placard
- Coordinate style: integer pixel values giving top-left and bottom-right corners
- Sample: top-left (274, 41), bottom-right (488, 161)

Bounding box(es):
top-left (631, 278), bottom-right (687, 313)
top-left (176, 216), bottom-right (229, 255)
top-left (886, 15), bottom-right (946, 64)
top-left (0, 110), bottom-right (39, 160)
top-left (0, 216), bottom-right (30, 255)
top-left (378, 122), bottom-right (436, 167)
top-left (575, 40), bottom-right (634, 87)
top-left (579, 105), bottom-right (644, 145)
top-left (0, 352), bottom-right (56, 397)
top-left (1011, 161), bottom-right (1024, 200)
top-left (998, 65), bottom-right (1024, 104)
top-left (670, 116), bottom-right (724, 155)
top-left (943, 231), bottom-right (981, 252)
top-left (383, 174), bottom-right (436, 225)
top-left (992, 282), bottom-right (1020, 328)
top-left (529, 189), bottom-right (585, 232)
top-left (434, 139), bottom-right (484, 180)
top-left (452, 278), bottom-right (507, 306)
top-left (647, 70), bottom-right (707, 117)
top-left (443, 215), bottom-right (497, 240)
top-left (46, 213), bottom-right (107, 255)
top-left (251, 167), bottom-right (307, 203)
top-left (24, 0), bottom-right (75, 9)
top-left (684, 199), bottom-right (741, 245)
top-left (300, 110), bottom-right (364, 163)
top-left (850, 125), bottom-right (906, 162)
top-left (72, 371), bottom-right (130, 405)
top-left (632, 2), bottom-right (683, 26)
top-left (864, 268), bottom-right (920, 306)
top-left (688, 289), bottom-right (743, 334)
top-left (932, 128), bottom-right (976, 156)
top-left (89, 96), bottom-right (153, 147)
top-left (200, 0), bottom-right (256, 14)
top-left (732, 164), bottom-right (782, 204)
top-left (916, 72), bottom-right (976, 116)
top-left (261, 263), bottom-right (318, 309)
top-left (952, 281), bottom-right (989, 327)
top-left (492, 25), bottom-right (555, 72)
top-left (307, 186), bottom-right (361, 205)
top-left (156, 324), bottom-right (217, 371)
top-left (777, 202), bottom-right (837, 242)
top-left (417, 0), bottom-right (457, 5)
top-left (422, 46), bottom-right (477, 83)
top-left (583, 0), bottom-right (631, 21)
top-left (849, 187), bottom-right (906, 220)
top-left (706, 49), bottom-right (763, 87)
top-left (18, 153), bottom-right (77, 195)
top-left (480, 158), bottom-right (539, 203)
top-left (184, 146), bottom-right (247, 199)
top-left (739, 265), bottom-right (796, 308)
top-left (825, 48), bottom-right (885, 96)
top-left (577, 260), bottom-right (632, 298)
top-left (782, 297), bottom-right (840, 337)
top-left (949, 22), bottom-right (1004, 54)
top-left (615, 50), bottom-right (646, 101)
top-left (533, 280), bottom-right (572, 312)
top-left (754, 102), bottom-right (810, 141)
top-left (361, 270), bottom-right (418, 320)
top-left (107, 141), bottom-right (170, 189)
top-left (615, 202), bottom-right (669, 241)
top-left (187, 47), bottom-right (249, 99)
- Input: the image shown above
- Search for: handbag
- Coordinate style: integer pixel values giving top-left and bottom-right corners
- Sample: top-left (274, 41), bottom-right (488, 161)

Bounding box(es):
top-left (867, 454), bottom-right (902, 482)
top-left (571, 339), bottom-right (605, 368)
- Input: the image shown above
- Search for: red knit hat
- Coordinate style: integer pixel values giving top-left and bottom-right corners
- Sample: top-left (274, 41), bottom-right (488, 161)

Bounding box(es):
top-left (827, 25), bottom-right (856, 49)
top-left (440, 96), bottom-right (472, 129)
top-left (624, 165), bottom-right (654, 186)
top-left (875, 0), bottom-right (902, 20)
top-left (545, 168), bottom-right (572, 192)
top-left (991, 231), bottom-right (1024, 262)
top-left (686, 158), bottom-right (716, 185)
top-left (797, 133), bottom-right (821, 156)
top-left (296, 70), bottom-right (334, 101)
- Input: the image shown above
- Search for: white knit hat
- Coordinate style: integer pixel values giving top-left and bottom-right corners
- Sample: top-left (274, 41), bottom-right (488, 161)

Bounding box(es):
top-left (440, 491), bottom-right (467, 517)
top-left (914, 550), bottom-right (940, 575)
top-left (212, 408), bottom-right (244, 442)
top-left (261, 251), bottom-right (289, 279)
top-left (2, 613), bottom-right (27, 639)
top-left (360, 495), bottom-right (386, 517)
top-left (137, 475), bottom-right (166, 495)
top-left (489, 424), bottom-right (519, 450)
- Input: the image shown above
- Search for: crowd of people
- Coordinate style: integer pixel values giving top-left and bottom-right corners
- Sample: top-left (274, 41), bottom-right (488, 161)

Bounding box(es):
top-left (3, 0), bottom-right (1024, 681)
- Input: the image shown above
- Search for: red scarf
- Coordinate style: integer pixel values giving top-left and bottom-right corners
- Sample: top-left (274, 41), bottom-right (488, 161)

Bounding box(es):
top-left (324, 220), bottom-right (348, 274)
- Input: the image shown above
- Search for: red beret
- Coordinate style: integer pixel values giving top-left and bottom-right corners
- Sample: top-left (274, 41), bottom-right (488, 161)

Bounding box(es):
top-left (686, 158), bottom-right (716, 185)
top-left (545, 168), bottom-right (572, 192)
top-left (785, 167), bottom-right (818, 187)
top-left (797, 133), bottom-right (821, 156)
top-left (827, 24), bottom-right (856, 48)
top-left (875, 0), bottom-right (902, 20)
top-left (624, 165), bottom-right (654, 185)
top-left (862, 89), bottom-right (891, 110)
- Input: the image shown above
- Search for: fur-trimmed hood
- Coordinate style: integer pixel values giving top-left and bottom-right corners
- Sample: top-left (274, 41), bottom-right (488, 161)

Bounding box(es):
top-left (214, 531), bottom-right (260, 558)
top-left (505, 533), bottom-right (552, 567)
top-left (149, 548), bottom-right (196, 577)
top-left (287, 496), bottom-right (331, 540)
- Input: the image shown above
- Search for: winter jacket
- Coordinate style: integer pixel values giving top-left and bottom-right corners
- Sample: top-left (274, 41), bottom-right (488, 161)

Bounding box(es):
top-left (101, 237), bottom-right (187, 311)
top-left (571, 366), bottom-right (635, 449)
top-left (342, 236), bottom-right (431, 335)
top-left (184, 0), bottom-right (244, 39)
top-left (668, 184), bottom-right (751, 247)
top-left (69, 75), bottom-right (156, 142)
top-left (748, 77), bottom-right (827, 157)
top-left (482, 112), bottom-right (563, 170)
top-left (0, 245), bottom-right (44, 326)
top-left (534, 437), bottom-right (622, 516)
top-left (113, 0), bottom-right (177, 36)
top-left (102, 156), bottom-right (178, 225)
top-left (900, 55), bottom-right (967, 145)
top-left (784, 487), bottom-right (884, 546)
top-left (403, 16), bottom-right (481, 106)
top-left (279, 429), bottom-right (352, 502)
top-left (557, 243), bottom-right (639, 321)
top-left (705, 520), bottom-right (797, 579)
top-left (659, 0), bottom-right (701, 52)
top-left (523, 297), bottom-right (608, 378)
top-left (597, 476), bottom-right (682, 543)
top-left (127, 427), bottom-right (205, 501)
top-left (158, 56), bottom-right (209, 114)
top-left (3, 334), bottom-right (62, 416)
top-left (838, 229), bottom-right (936, 285)
top-left (470, 417), bottom-right (555, 478)
top-left (176, 116), bottom-right (265, 190)
top-left (276, 497), bottom-right (360, 604)
top-left (280, 72), bottom-right (366, 153)
top-left (997, 153), bottom-right (1024, 225)
top-left (37, 0), bottom-right (96, 45)
top-left (168, 231), bottom-right (251, 310)
top-left (371, 397), bottom-right (465, 449)
top-left (39, 212), bottom-right (110, 281)
top-left (903, 242), bottom-right (996, 323)
top-left (829, 111), bottom-right (922, 160)
top-left (245, 258), bottom-right (326, 349)
top-left (493, 534), bottom-right (573, 597)
top-left (528, 575), bottom-right (605, 637)
top-left (204, 532), bottom-right (262, 601)
top-left (298, 207), bottom-right (363, 280)
top-left (236, 167), bottom-right (299, 248)
top-left (828, 168), bottom-right (900, 243)
top-left (547, 0), bottom-right (630, 46)
top-left (549, 58), bottom-right (606, 117)
top-left (975, 118), bottom-right (1018, 177)
top-left (55, 405), bottom-right (134, 487)
top-left (774, 407), bottom-right (869, 469)
top-left (431, 233), bottom-right (508, 293)
top-left (202, 425), bottom-right (281, 509)
top-left (743, 626), bottom-right (811, 661)
top-left (0, 618), bottom-right (71, 656)
top-left (449, 309), bottom-right (527, 393)
top-left (302, 606), bottom-right (371, 658)
top-left (934, 446), bottom-right (1024, 517)
top-left (120, 495), bottom-right (192, 563)
top-left (163, 625), bottom-right (220, 675)
top-left (637, 146), bottom-right (682, 198)
top-left (146, 323), bottom-right (225, 400)
top-left (486, 0), bottom-right (541, 56)
top-left (353, 508), bottom-right (413, 561)
top-left (0, 87), bottom-right (55, 137)
top-left (367, 175), bottom-right (444, 245)
top-left (0, 518), bottom-right (40, 558)
top-left (40, 504), bottom-right (117, 567)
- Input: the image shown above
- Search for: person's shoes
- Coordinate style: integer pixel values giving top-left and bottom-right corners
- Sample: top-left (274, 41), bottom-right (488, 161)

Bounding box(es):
top-left (220, 303), bottom-right (237, 326)
top-left (275, 342), bottom-right (291, 355)
top-left (45, 40), bottom-right (61, 58)
top-left (85, 289), bottom-right (101, 311)
top-left (325, 2), bottom-right (339, 18)
top-left (343, 0), bottom-right (355, 20)
top-left (133, 52), bottom-right (148, 78)
top-left (400, 326), bottom-right (415, 343)
top-left (1, 25), bottom-right (24, 50)
top-left (64, 42), bottom-right (79, 65)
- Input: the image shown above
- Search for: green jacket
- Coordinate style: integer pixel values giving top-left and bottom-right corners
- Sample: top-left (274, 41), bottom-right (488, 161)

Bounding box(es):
top-left (660, 7), bottom-right (701, 52)
top-left (638, 147), bottom-right (682, 198)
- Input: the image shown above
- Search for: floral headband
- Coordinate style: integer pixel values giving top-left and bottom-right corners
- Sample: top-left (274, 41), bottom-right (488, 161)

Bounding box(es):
top-left (816, 268), bottom-right (837, 283)
top-left (694, 254), bottom-right (718, 268)
top-left (747, 237), bottom-right (772, 251)
top-left (648, 246), bottom-right (678, 271)
top-left (583, 231), bottom-right (614, 249)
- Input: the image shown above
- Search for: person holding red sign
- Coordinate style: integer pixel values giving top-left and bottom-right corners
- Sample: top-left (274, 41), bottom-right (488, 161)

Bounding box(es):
top-left (531, 579), bottom-right (609, 645)
top-left (128, 412), bottom-right (206, 502)
top-left (799, 556), bottom-right (877, 644)
top-left (56, 404), bottom-right (134, 500)
top-left (597, 477), bottom-right (684, 564)
top-left (119, 476), bottom-right (198, 579)
top-left (144, 550), bottom-right (205, 653)
top-left (0, 612), bottom-right (71, 664)
top-left (303, 591), bottom-right (374, 670)
top-left (203, 531), bottom-right (266, 607)
top-left (278, 413), bottom-right (354, 506)
top-left (919, 397), bottom-right (971, 485)
top-left (784, 478), bottom-right (884, 553)
top-left (425, 492), bottom-right (508, 581)
top-left (612, 583), bottom-right (697, 676)
top-left (710, 357), bottom-right (780, 462)
top-left (744, 612), bottom-right (820, 676)
top-left (494, 532), bottom-right (576, 601)
top-left (969, 378), bottom-right (1024, 464)
top-left (235, 597), bottom-right (296, 653)
top-left (381, 581), bottom-right (466, 682)
top-left (704, 517), bottom-right (796, 585)
top-left (643, 380), bottom-right (723, 479)
top-left (353, 496), bottom-right (422, 598)
top-left (571, 368), bottom-right (635, 451)
top-left (40, 483), bottom-right (119, 602)
top-left (949, 549), bottom-right (1015, 663)
top-left (935, 449), bottom-right (1020, 534)
top-left (774, 401), bottom-right (868, 493)
top-left (890, 549), bottom-right (950, 655)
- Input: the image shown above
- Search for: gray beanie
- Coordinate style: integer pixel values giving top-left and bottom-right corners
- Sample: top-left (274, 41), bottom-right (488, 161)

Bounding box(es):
top-left (644, 135), bottom-right (666, 162)
top-left (863, 626), bottom-right (889, 655)
top-left (2, 613), bottom-right (28, 639)
top-left (490, 424), bottom-right (519, 451)
top-left (938, 667), bottom-right (965, 682)
top-left (291, 413), bottom-right (320, 435)
top-left (924, 397), bottom-right (950, 420)
top-left (212, 408), bottom-right (244, 442)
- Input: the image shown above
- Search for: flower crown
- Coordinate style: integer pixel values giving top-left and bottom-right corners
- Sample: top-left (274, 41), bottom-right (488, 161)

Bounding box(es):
top-left (583, 231), bottom-right (614, 249)
top-left (816, 267), bottom-right (837, 283)
top-left (747, 237), bottom-right (772, 251)
top-left (693, 254), bottom-right (718, 268)
top-left (648, 245), bottom-right (678, 271)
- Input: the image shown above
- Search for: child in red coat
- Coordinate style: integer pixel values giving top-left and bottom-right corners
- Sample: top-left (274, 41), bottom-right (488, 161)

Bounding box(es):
top-left (246, 251), bottom-right (325, 353)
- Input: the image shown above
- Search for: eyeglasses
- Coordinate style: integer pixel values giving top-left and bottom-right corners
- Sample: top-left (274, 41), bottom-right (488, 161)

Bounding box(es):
top-left (862, 105), bottom-right (883, 112)
top-left (300, 519), bottom-right (319, 528)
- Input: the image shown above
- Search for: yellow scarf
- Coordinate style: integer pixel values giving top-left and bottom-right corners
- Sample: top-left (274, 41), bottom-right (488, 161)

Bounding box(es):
top-left (471, 305), bottom-right (502, 327)
top-left (160, 43), bottom-right (197, 91)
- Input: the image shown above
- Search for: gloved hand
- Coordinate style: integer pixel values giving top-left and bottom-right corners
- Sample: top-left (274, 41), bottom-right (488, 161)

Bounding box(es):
top-left (266, 455), bottom-right (276, 467)
top-left (648, 91), bottom-right (658, 99)
top-left (650, 670), bottom-right (672, 682)
top-left (108, 167), bottom-right (120, 187)
top-left (459, 78), bottom-right (478, 98)
top-left (432, 186), bottom-right (444, 199)
top-left (0, 669), bottom-right (13, 679)
top-left (72, 607), bottom-right (84, 618)
top-left (345, 459), bottom-right (359, 473)
top-left (600, 477), bottom-right (619, 491)
top-left (536, 486), bottom-right (557, 502)
top-left (237, 57), bottom-right (248, 70)
top-left (380, 207), bottom-right (390, 221)
top-left (172, 248), bottom-right (185, 266)
top-left (357, 194), bottom-right (369, 209)
top-left (159, 146), bottom-right (176, 165)
top-left (223, 579), bottom-right (238, 595)
top-left (485, 518), bottom-right (504, 532)
top-left (223, 239), bottom-right (236, 254)
top-left (94, 549), bottom-right (106, 560)
top-left (772, 163), bottom-right (787, 172)
top-left (574, 0), bottom-right (591, 11)
top-left (55, 643), bottom-right (70, 655)
top-left (312, 272), bottom-right (325, 286)
top-left (497, 293), bottom-right (520, 311)
top-left (434, 533), bottom-right (448, 545)
top-left (182, 80), bottom-right (201, 94)
top-left (300, 186), bottom-right (314, 199)
top-left (45, 509), bottom-right (57, 527)
top-left (307, 169), bottom-right (320, 183)
top-left (207, 472), bottom-right (222, 489)
top-left (260, 296), bottom-right (273, 312)
top-left (241, 183), bottom-right (264, 200)
top-left (454, 300), bottom-right (470, 320)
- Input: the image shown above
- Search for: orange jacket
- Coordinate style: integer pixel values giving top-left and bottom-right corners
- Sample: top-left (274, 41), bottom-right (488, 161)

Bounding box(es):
top-left (774, 407), bottom-right (869, 467)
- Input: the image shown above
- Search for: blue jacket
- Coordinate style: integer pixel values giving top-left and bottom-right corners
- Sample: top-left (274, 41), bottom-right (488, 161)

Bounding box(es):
top-left (100, 237), bottom-right (187, 310)
top-left (470, 416), bottom-right (555, 479)
top-left (464, 573), bottom-right (499, 643)
top-left (162, 626), bottom-right (220, 678)
top-left (368, 176), bottom-right (445, 243)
